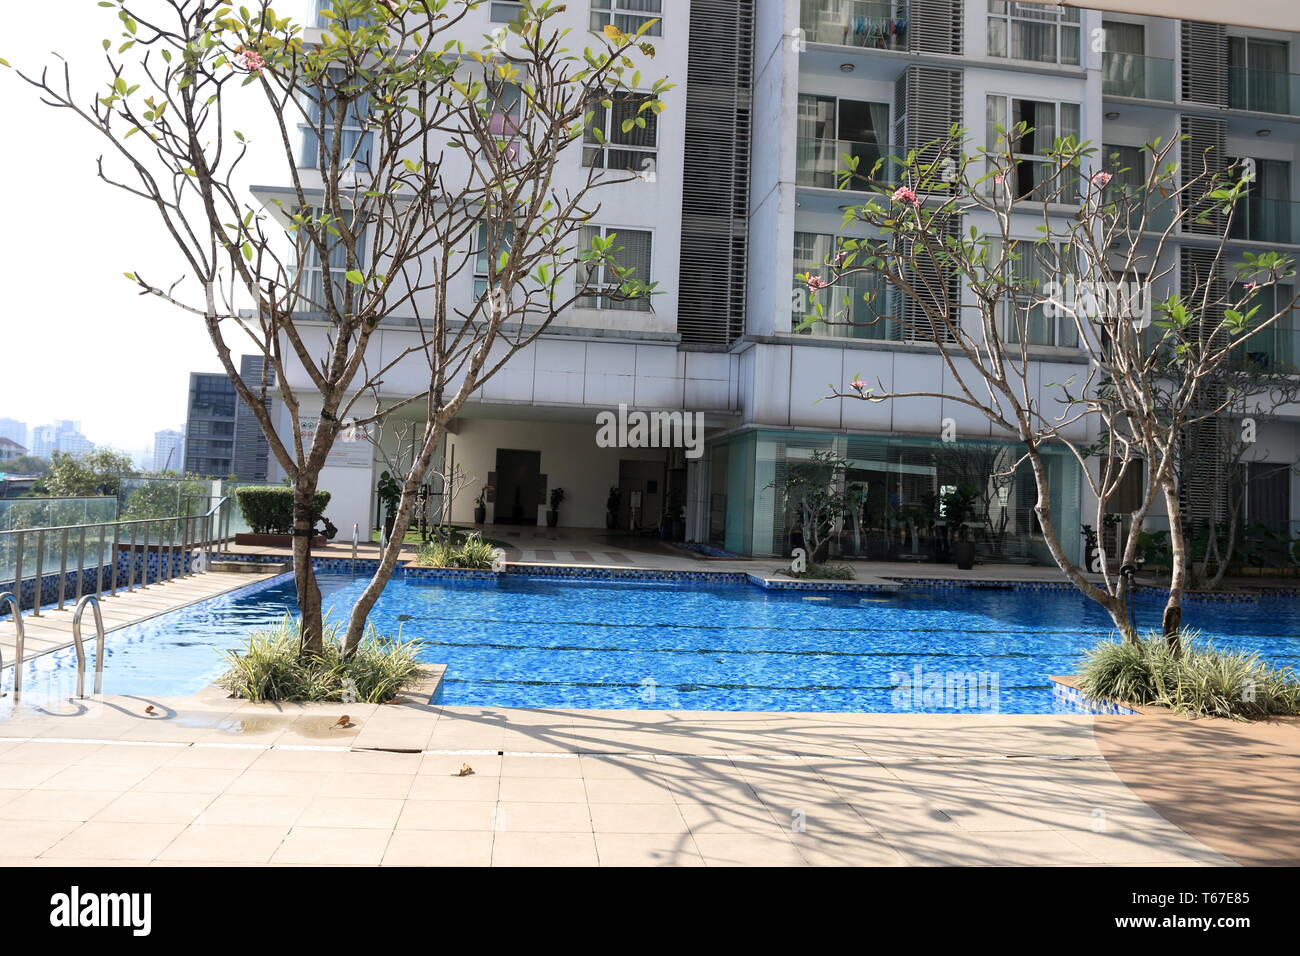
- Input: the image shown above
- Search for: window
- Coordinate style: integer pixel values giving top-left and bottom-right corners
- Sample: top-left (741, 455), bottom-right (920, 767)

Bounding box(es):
top-left (1230, 280), bottom-right (1296, 369)
top-left (795, 94), bottom-right (891, 190)
top-left (591, 0), bottom-right (662, 37)
top-left (313, 0), bottom-right (376, 29)
top-left (1101, 20), bottom-right (1148, 97)
top-left (986, 94), bottom-right (1080, 201)
top-left (1245, 462), bottom-right (1292, 534)
top-left (1228, 157), bottom-right (1293, 244)
top-left (583, 92), bottom-right (658, 175)
top-left (577, 226), bottom-right (652, 311)
top-left (300, 69), bottom-right (373, 171)
top-left (293, 209), bottom-right (368, 314)
top-left (489, 1), bottom-right (524, 21)
top-left (793, 233), bottom-right (896, 340)
top-left (473, 220), bottom-right (515, 299)
top-left (1228, 36), bottom-right (1291, 114)
top-left (987, 1), bottom-right (1080, 65)
top-left (999, 242), bottom-right (1078, 348)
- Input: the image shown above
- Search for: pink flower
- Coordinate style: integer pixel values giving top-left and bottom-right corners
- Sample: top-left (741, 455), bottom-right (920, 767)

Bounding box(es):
top-left (806, 275), bottom-right (830, 293)
top-left (234, 48), bottom-right (267, 75)
top-left (993, 173), bottom-right (1005, 186)
top-left (1091, 171), bottom-right (1113, 188)
top-left (891, 186), bottom-right (921, 207)
top-left (849, 378), bottom-right (868, 392)
top-left (1244, 281), bottom-right (1258, 290)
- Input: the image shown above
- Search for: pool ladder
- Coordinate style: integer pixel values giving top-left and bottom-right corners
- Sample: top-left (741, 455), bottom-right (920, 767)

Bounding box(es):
top-left (0, 591), bottom-right (105, 701)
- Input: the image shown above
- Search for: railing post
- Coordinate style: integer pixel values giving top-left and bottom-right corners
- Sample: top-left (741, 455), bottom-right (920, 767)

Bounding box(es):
top-left (57, 527), bottom-right (69, 610)
top-left (142, 521), bottom-right (151, 587)
top-left (110, 523), bottom-right (121, 595)
top-left (127, 522), bottom-right (137, 593)
top-left (352, 523), bottom-right (358, 566)
top-left (32, 531), bottom-right (45, 618)
top-left (0, 593), bottom-right (23, 701)
top-left (74, 526), bottom-right (86, 603)
top-left (72, 595), bottom-right (106, 699)
top-left (95, 524), bottom-right (106, 597)
top-left (12, 532), bottom-right (24, 613)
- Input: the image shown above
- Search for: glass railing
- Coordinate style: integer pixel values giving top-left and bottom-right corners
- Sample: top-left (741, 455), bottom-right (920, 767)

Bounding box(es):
top-left (796, 138), bottom-right (901, 190)
top-left (1229, 196), bottom-right (1300, 245)
top-left (792, 281), bottom-right (899, 339)
top-left (1105, 187), bottom-right (1177, 234)
top-left (799, 0), bottom-right (909, 50)
top-left (1228, 66), bottom-right (1300, 116)
top-left (1101, 52), bottom-right (1175, 101)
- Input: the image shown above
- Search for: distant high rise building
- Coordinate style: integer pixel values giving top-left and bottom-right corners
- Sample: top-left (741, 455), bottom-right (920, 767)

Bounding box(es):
top-left (0, 418), bottom-right (26, 448)
top-left (30, 421), bottom-right (93, 459)
top-left (183, 356), bottom-right (275, 479)
top-left (0, 437), bottom-right (26, 462)
top-left (152, 429), bottom-right (185, 473)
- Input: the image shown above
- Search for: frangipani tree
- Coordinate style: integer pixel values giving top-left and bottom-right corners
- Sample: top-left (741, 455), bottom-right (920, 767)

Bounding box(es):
top-left (8, 0), bottom-right (667, 656)
top-left (804, 126), bottom-right (1297, 648)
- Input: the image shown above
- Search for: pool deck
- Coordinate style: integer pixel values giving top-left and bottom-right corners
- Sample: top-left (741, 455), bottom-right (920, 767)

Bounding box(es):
top-left (1, 536), bottom-right (1297, 867)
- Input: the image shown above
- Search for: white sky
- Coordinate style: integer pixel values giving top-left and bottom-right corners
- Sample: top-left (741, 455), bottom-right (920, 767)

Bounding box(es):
top-left (0, 3), bottom-right (281, 453)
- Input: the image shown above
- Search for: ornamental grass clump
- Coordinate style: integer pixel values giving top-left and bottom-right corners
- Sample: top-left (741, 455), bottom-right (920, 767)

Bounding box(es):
top-left (1077, 631), bottom-right (1300, 720)
top-left (217, 615), bottom-right (422, 703)
top-left (415, 532), bottom-right (499, 569)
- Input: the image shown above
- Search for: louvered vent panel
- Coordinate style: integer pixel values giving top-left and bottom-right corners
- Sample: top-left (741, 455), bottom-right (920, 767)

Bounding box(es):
top-left (901, 216), bottom-right (962, 344)
top-left (1178, 248), bottom-right (1230, 525)
top-left (895, 67), bottom-right (962, 195)
top-left (908, 0), bottom-right (963, 55)
top-left (1180, 21), bottom-right (1227, 106)
top-left (677, 0), bottom-right (754, 346)
top-left (1180, 116), bottom-right (1227, 236)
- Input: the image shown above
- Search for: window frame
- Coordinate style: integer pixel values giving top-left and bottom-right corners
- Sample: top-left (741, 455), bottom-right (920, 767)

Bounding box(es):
top-left (987, 0), bottom-right (1081, 66)
top-left (986, 93), bottom-right (1081, 202)
top-left (582, 90), bottom-right (660, 177)
top-left (299, 68), bottom-right (374, 172)
top-left (996, 239), bottom-right (1080, 349)
top-left (792, 231), bottom-right (896, 340)
top-left (590, 0), bottom-right (663, 38)
top-left (576, 224), bottom-right (654, 312)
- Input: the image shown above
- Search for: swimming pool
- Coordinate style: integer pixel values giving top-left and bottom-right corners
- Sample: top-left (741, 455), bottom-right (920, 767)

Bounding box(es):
top-left (5, 571), bottom-right (1299, 713)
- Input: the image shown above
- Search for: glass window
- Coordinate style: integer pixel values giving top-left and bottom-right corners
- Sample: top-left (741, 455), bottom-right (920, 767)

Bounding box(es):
top-left (582, 91), bottom-right (659, 175)
top-left (792, 232), bottom-right (896, 340)
top-left (299, 68), bottom-right (373, 171)
top-left (1228, 35), bottom-right (1291, 114)
top-left (795, 95), bottom-right (891, 190)
top-left (293, 208), bottom-right (368, 315)
top-left (591, 0), bottom-right (662, 37)
top-left (577, 226), bottom-right (653, 311)
top-left (1230, 281), bottom-right (1296, 370)
top-left (987, 94), bottom-right (1080, 201)
top-left (473, 220), bottom-right (516, 300)
top-left (489, 1), bottom-right (524, 22)
top-left (998, 241), bottom-right (1078, 348)
top-left (987, 1), bottom-right (1080, 66)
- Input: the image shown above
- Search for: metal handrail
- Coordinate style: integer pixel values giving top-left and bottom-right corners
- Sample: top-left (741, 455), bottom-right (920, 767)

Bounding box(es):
top-left (0, 591), bottom-right (23, 700)
top-left (71, 594), bottom-right (106, 699)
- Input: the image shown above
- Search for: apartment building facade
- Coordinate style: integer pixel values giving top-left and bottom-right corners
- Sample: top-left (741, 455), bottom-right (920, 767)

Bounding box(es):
top-left (279, 1), bottom-right (1300, 562)
top-left (184, 356), bottom-right (277, 480)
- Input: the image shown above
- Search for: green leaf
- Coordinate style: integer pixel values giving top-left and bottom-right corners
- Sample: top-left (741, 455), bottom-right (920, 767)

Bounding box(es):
top-left (345, 270), bottom-right (365, 285)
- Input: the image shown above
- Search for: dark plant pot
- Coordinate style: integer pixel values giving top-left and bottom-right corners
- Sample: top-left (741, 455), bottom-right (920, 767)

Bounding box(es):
top-left (473, 506), bottom-right (486, 525)
top-left (672, 518), bottom-right (686, 540)
top-left (606, 512), bottom-right (618, 529)
top-left (234, 532), bottom-right (325, 548)
top-left (546, 510), bottom-right (559, 528)
top-left (383, 514), bottom-right (397, 541)
top-left (953, 540), bottom-right (976, 571)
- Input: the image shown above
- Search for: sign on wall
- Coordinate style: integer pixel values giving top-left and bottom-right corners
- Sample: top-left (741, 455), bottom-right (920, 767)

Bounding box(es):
top-left (300, 417), bottom-right (374, 469)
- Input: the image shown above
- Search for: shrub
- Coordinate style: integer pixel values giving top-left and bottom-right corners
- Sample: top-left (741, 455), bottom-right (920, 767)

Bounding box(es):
top-left (235, 486), bottom-right (330, 534)
top-left (1077, 632), bottom-right (1300, 720)
top-left (216, 615), bottom-right (422, 703)
top-left (782, 563), bottom-right (855, 581)
top-left (415, 531), bottom-right (499, 569)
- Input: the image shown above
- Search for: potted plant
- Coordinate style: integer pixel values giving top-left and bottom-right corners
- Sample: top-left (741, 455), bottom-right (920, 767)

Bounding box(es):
top-left (605, 486), bottom-right (621, 529)
top-left (377, 471), bottom-right (401, 541)
top-left (473, 487), bottom-right (487, 525)
top-left (941, 485), bottom-right (980, 570)
top-left (546, 487), bottom-right (565, 528)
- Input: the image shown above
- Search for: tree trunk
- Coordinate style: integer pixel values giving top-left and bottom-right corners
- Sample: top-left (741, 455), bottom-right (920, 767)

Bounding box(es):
top-left (293, 478), bottom-right (325, 657)
top-left (1159, 480), bottom-right (1186, 654)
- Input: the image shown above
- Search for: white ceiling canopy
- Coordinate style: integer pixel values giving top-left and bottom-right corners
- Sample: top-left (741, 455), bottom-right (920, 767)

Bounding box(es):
top-left (1053, 0), bottom-right (1300, 31)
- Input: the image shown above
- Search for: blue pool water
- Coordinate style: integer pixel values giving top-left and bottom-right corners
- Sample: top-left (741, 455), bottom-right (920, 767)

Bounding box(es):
top-left (6, 572), bottom-right (1299, 713)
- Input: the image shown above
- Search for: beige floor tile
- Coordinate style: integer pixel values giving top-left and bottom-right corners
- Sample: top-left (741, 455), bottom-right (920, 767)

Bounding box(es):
top-left (0, 819), bottom-right (81, 856)
top-left (226, 769), bottom-right (330, 797)
top-left (93, 790), bottom-right (217, 825)
top-left (793, 831), bottom-right (909, 866)
top-left (417, 753), bottom-right (502, 777)
top-left (878, 829), bottom-right (1005, 866)
top-left (270, 826), bottom-right (392, 865)
top-left (1060, 827), bottom-right (1221, 865)
top-left (197, 793), bottom-right (311, 827)
top-left (677, 801), bottom-right (784, 836)
top-left (491, 831), bottom-right (598, 867)
top-left (968, 829), bottom-right (1107, 866)
top-left (156, 824), bottom-right (291, 863)
top-left (692, 833), bottom-right (805, 867)
top-left (318, 771), bottom-right (414, 799)
top-left (0, 789), bottom-right (120, 822)
top-left (45, 821), bottom-right (187, 861)
top-left (248, 749), bottom-right (352, 773)
top-left (35, 764), bottom-right (154, 792)
top-left (579, 755), bottom-right (665, 780)
top-left (583, 777), bottom-right (676, 804)
top-left (494, 801), bottom-right (593, 833)
top-left (164, 746), bottom-right (263, 770)
top-left (594, 833), bottom-right (705, 866)
top-left (589, 802), bottom-right (690, 834)
top-left (76, 743), bottom-right (187, 768)
top-left (396, 799), bottom-right (498, 831)
top-left (407, 773), bottom-right (500, 802)
top-left (0, 789), bottom-right (25, 809)
top-left (296, 797), bottom-right (404, 830)
top-left (496, 777), bottom-right (587, 804)
top-left (0, 741), bottom-right (102, 764)
top-left (337, 750), bottom-right (424, 775)
top-left (0, 762), bottom-right (76, 788)
top-left (499, 755), bottom-right (584, 778)
top-left (133, 766), bottom-right (244, 794)
top-left (382, 829), bottom-right (494, 867)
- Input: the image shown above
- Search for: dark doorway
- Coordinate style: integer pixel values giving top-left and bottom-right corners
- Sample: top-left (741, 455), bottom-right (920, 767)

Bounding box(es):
top-left (494, 448), bottom-right (542, 525)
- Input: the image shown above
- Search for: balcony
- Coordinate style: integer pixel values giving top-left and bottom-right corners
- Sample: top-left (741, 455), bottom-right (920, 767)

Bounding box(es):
top-left (799, 0), bottom-right (908, 51)
top-left (1228, 66), bottom-right (1300, 116)
top-left (796, 138), bottom-right (900, 190)
top-left (1229, 196), bottom-right (1300, 245)
top-left (1101, 53), bottom-right (1175, 101)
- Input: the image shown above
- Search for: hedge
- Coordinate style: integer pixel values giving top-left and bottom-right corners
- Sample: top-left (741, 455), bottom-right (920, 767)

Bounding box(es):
top-left (234, 486), bottom-right (331, 535)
